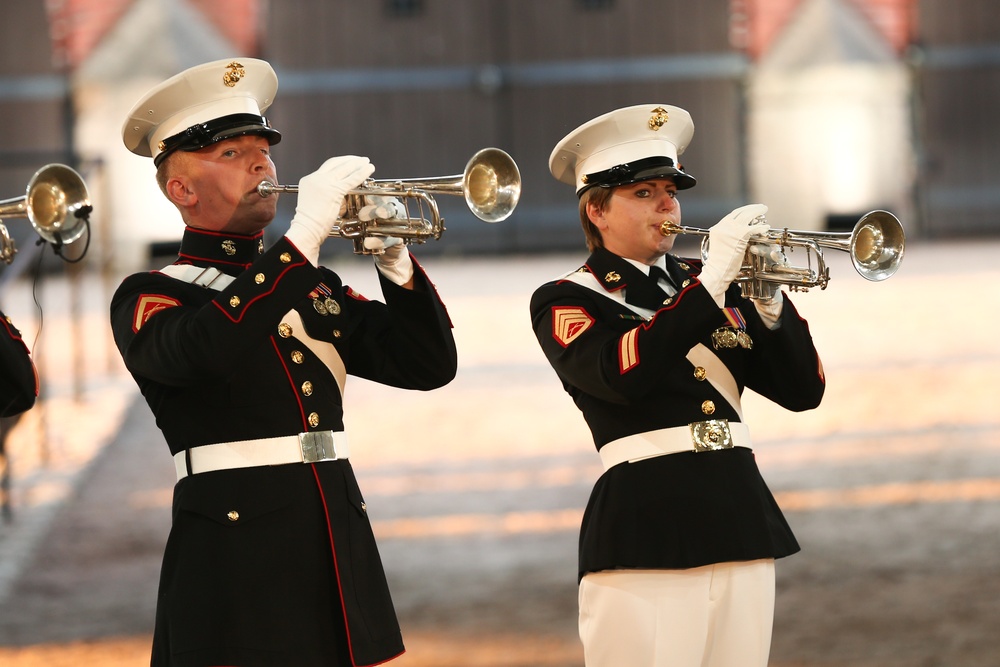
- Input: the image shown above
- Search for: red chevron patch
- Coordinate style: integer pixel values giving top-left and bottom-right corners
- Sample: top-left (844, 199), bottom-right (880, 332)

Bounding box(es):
top-left (133, 294), bottom-right (181, 333)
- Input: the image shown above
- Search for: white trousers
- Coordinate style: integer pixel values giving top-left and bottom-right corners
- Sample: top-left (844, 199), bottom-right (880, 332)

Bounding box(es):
top-left (578, 559), bottom-right (776, 667)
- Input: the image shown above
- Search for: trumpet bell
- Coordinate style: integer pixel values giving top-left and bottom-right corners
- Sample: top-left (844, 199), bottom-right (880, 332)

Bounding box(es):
top-left (849, 210), bottom-right (904, 282)
top-left (0, 163), bottom-right (92, 245)
top-left (462, 147), bottom-right (521, 223)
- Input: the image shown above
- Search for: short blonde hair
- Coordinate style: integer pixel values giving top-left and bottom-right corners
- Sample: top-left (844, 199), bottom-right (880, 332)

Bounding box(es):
top-left (155, 157), bottom-right (172, 198)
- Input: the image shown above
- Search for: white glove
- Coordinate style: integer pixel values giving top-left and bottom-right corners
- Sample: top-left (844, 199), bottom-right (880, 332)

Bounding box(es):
top-left (357, 195), bottom-right (408, 222)
top-left (284, 156), bottom-right (375, 265)
top-left (699, 204), bottom-right (769, 307)
top-left (363, 235), bottom-right (413, 286)
top-left (755, 290), bottom-right (784, 329)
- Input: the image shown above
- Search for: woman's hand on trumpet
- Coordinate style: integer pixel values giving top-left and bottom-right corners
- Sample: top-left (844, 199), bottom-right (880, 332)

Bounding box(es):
top-left (699, 203), bottom-right (769, 307)
top-left (284, 155), bottom-right (375, 265)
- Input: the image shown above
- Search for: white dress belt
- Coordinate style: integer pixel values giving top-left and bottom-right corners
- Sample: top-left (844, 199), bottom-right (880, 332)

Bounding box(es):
top-left (174, 430), bottom-right (349, 481)
top-left (598, 420), bottom-right (751, 471)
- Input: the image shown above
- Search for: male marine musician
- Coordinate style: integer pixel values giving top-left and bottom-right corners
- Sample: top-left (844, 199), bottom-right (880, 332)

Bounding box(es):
top-left (529, 104), bottom-right (827, 667)
top-left (111, 58), bottom-right (457, 667)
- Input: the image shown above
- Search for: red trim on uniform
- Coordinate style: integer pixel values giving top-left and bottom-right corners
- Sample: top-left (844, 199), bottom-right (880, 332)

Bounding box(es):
top-left (346, 287), bottom-right (369, 301)
top-left (783, 298), bottom-right (827, 385)
top-left (3, 318), bottom-right (39, 396)
top-left (132, 294), bottom-right (182, 333)
top-left (214, 260), bottom-right (307, 323)
top-left (647, 280), bottom-right (699, 318)
top-left (0, 317), bottom-right (18, 340)
top-left (0, 318), bottom-right (29, 355)
top-left (178, 228), bottom-right (265, 269)
top-left (309, 463), bottom-right (406, 667)
top-left (411, 254), bottom-right (453, 328)
top-left (270, 336), bottom-right (309, 431)
top-left (582, 261), bottom-right (627, 293)
top-left (183, 227), bottom-right (265, 241)
top-left (615, 279), bottom-right (702, 372)
top-left (363, 650), bottom-right (406, 666)
top-left (310, 463), bottom-right (359, 666)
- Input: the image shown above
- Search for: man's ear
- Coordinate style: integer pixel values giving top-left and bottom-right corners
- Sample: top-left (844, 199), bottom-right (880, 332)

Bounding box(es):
top-left (165, 174), bottom-right (196, 207)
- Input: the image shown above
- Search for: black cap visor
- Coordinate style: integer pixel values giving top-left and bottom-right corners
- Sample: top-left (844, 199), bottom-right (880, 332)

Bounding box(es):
top-left (578, 156), bottom-right (696, 196)
top-left (155, 113), bottom-right (282, 166)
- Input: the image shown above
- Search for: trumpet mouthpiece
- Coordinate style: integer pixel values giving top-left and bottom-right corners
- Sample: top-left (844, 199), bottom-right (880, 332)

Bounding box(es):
top-left (659, 220), bottom-right (681, 236)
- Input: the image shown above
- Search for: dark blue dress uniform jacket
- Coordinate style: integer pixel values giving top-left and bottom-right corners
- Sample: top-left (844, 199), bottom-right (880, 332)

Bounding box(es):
top-left (0, 310), bottom-right (37, 417)
top-left (529, 247), bottom-right (825, 580)
top-left (110, 227), bottom-right (457, 667)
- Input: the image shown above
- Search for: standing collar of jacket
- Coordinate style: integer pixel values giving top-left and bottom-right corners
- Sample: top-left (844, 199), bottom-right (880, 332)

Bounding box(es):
top-left (175, 226), bottom-right (266, 275)
top-left (584, 247), bottom-right (651, 293)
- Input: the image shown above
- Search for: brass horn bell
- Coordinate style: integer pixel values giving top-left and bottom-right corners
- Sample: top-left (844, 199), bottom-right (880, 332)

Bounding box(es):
top-left (0, 163), bottom-right (92, 264)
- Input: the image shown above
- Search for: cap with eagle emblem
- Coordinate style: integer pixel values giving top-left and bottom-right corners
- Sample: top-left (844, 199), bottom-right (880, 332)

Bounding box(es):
top-left (549, 104), bottom-right (697, 196)
top-left (122, 58), bottom-right (281, 166)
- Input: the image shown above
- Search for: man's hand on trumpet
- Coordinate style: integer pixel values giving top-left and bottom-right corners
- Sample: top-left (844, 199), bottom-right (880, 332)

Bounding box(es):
top-left (358, 195), bottom-right (414, 287)
top-left (284, 155), bottom-right (375, 265)
top-left (747, 241), bottom-right (786, 324)
top-left (699, 203), bottom-right (769, 307)
top-left (358, 194), bottom-right (407, 223)
top-left (363, 234), bottom-right (414, 288)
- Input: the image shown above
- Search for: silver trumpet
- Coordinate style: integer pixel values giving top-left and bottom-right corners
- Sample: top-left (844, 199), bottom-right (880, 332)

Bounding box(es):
top-left (258, 147), bottom-right (521, 255)
top-left (0, 163), bottom-right (92, 264)
top-left (659, 210), bottom-right (905, 299)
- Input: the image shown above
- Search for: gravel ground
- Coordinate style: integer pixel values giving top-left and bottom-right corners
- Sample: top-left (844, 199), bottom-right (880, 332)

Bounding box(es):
top-left (0, 240), bottom-right (997, 666)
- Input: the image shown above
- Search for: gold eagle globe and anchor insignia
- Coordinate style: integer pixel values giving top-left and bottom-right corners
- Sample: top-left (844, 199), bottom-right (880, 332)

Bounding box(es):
top-left (690, 419), bottom-right (735, 452)
top-left (222, 61), bottom-right (246, 87)
top-left (648, 107), bottom-right (670, 131)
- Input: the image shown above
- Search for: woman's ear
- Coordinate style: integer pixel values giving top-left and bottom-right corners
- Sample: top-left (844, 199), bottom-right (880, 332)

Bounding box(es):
top-left (586, 200), bottom-right (607, 231)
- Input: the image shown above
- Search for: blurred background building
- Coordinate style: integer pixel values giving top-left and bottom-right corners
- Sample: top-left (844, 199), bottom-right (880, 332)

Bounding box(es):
top-left (3, 7), bottom-right (1000, 667)
top-left (0, 0), bottom-right (996, 275)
